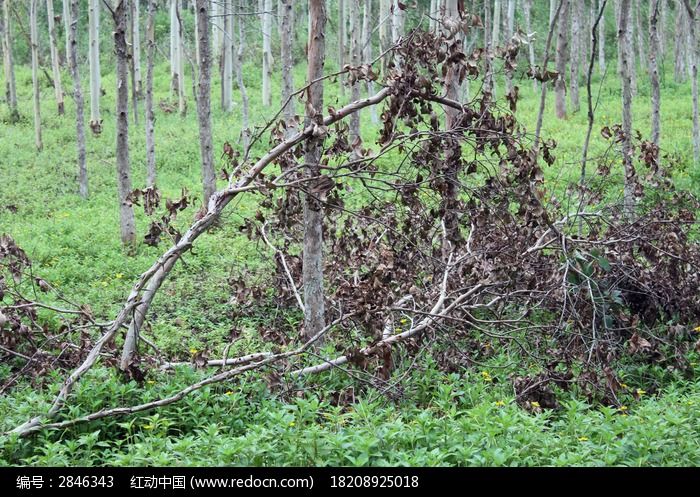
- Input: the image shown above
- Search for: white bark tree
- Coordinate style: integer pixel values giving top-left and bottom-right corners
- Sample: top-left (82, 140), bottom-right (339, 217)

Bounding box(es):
top-left (348, 0), bottom-right (361, 143)
top-left (145, 0), bottom-right (157, 187)
top-left (67, 0), bottom-right (87, 198)
top-left (649, 0), bottom-right (661, 146)
top-left (555, 0), bottom-right (570, 119)
top-left (30, 0), bottom-right (43, 151)
top-left (235, 1), bottom-right (250, 149)
top-left (131, 0), bottom-right (142, 96)
top-left (280, 0), bottom-right (294, 128)
top-left (222, 0), bottom-right (233, 112)
top-left (363, 0), bottom-right (377, 124)
top-left (1, 0), bottom-right (18, 122)
top-left (338, 0), bottom-right (345, 98)
top-left (88, 0), bottom-right (102, 134)
top-left (46, 0), bottom-right (65, 115)
top-left (682, 0), bottom-right (700, 164)
top-left (598, 0), bottom-right (606, 74)
top-left (195, 0), bottom-right (215, 207)
top-left (505, 0), bottom-right (515, 93)
top-left (261, 0), bottom-right (273, 107)
top-left (523, 0), bottom-right (537, 91)
top-left (570, 0), bottom-right (582, 112)
top-left (618, 0), bottom-right (635, 216)
top-left (113, 0), bottom-right (136, 246)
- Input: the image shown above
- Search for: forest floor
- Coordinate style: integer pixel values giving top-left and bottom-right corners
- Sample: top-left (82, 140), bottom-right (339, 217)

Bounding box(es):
top-left (1, 60), bottom-right (700, 466)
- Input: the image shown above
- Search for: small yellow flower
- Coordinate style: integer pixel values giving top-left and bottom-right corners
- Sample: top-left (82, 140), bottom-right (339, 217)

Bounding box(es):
top-left (693, 326), bottom-right (700, 332)
top-left (636, 389), bottom-right (646, 396)
top-left (147, 380), bottom-right (155, 385)
top-left (288, 421), bottom-right (296, 427)
top-left (190, 348), bottom-right (199, 355)
top-left (101, 281), bottom-right (108, 287)
top-left (481, 371), bottom-right (493, 382)
top-left (530, 401), bottom-right (541, 408)
top-left (115, 273), bottom-right (123, 279)
top-left (143, 424), bottom-right (154, 430)
top-left (620, 383), bottom-right (629, 390)
top-left (618, 405), bottom-right (628, 412)
top-left (578, 436), bottom-right (589, 442)
top-left (224, 391), bottom-right (233, 396)
top-left (495, 400), bottom-right (505, 407)
top-left (400, 318), bottom-right (408, 325)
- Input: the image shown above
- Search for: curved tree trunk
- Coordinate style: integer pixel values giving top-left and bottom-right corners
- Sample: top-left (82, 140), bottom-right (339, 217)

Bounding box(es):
top-left (67, 0), bottom-right (87, 198)
top-left (88, 0), bottom-right (102, 134)
top-left (46, 0), bottom-right (65, 115)
top-left (145, 0), bottom-right (156, 187)
top-left (302, 0), bottom-right (326, 340)
top-left (30, 0), bottom-right (43, 151)
top-left (113, 0), bottom-right (136, 247)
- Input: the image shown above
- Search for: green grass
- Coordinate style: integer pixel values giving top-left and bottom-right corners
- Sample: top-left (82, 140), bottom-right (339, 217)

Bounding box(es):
top-left (2, 43), bottom-right (700, 465)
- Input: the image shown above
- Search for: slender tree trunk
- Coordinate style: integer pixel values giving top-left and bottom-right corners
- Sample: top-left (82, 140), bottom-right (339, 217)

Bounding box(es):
top-left (1, 0), bottom-right (18, 122)
top-left (349, 0), bottom-right (361, 143)
top-left (176, 2), bottom-right (185, 115)
top-left (145, 0), bottom-right (156, 187)
top-left (683, 1), bottom-right (699, 164)
top-left (483, 0), bottom-right (494, 97)
top-left (222, 0), bottom-right (233, 112)
top-left (195, 0), bottom-right (215, 206)
top-left (555, 0), bottom-right (570, 119)
top-left (379, 0), bottom-right (390, 74)
top-left (62, 0), bottom-right (70, 66)
top-left (492, 0), bottom-right (501, 48)
top-left (618, 0), bottom-right (635, 217)
top-left (302, 0), bottom-right (326, 340)
top-left (30, 0), bottom-right (43, 151)
top-left (262, 0), bottom-right (272, 106)
top-left (363, 0), bottom-right (378, 124)
top-left (235, 2), bottom-right (250, 150)
top-left (338, 0), bottom-right (345, 98)
top-left (113, 0), bottom-right (136, 246)
top-left (675, 1), bottom-right (688, 82)
top-left (429, 0), bottom-right (437, 32)
top-left (524, 0), bottom-right (537, 91)
top-left (130, 0), bottom-right (139, 125)
top-left (634, 0), bottom-right (647, 75)
top-left (211, 0), bottom-right (221, 60)
top-left (68, 0), bottom-right (87, 198)
top-left (659, 0), bottom-right (668, 59)
top-left (280, 0), bottom-right (294, 128)
top-left (46, 0), bottom-right (65, 115)
top-left (391, 0), bottom-right (404, 46)
top-left (650, 0), bottom-right (661, 146)
top-left (131, 0), bottom-right (142, 96)
top-left (570, 0), bottom-right (581, 112)
top-left (598, 0), bottom-right (606, 74)
top-left (505, 0), bottom-right (515, 93)
top-left (88, 0), bottom-right (102, 134)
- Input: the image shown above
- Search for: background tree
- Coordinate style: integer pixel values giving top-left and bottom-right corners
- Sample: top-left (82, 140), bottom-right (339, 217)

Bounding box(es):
top-left (555, 0), bottom-right (570, 119)
top-left (338, 0), bottom-right (345, 99)
top-left (222, 0), bottom-right (233, 112)
top-left (280, 0), bottom-right (294, 128)
top-left (30, 0), bottom-right (43, 151)
top-left (598, 0), bottom-right (606, 74)
top-left (348, 0), bottom-right (361, 143)
top-left (46, 0), bottom-right (65, 115)
top-left (569, 0), bottom-right (582, 112)
top-left (261, 0), bottom-right (273, 107)
top-left (67, 0), bottom-right (87, 198)
top-left (196, 0), bottom-right (214, 206)
top-left (145, 0), bottom-right (156, 187)
top-left (650, 0), bottom-right (662, 146)
top-left (1, 0), bottom-right (19, 122)
top-left (88, 0), bottom-right (102, 134)
top-left (682, 1), bottom-right (700, 165)
top-left (618, 0), bottom-right (635, 216)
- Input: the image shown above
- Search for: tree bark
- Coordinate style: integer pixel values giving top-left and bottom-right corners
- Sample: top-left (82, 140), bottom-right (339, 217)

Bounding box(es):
top-left (280, 0), bottom-right (294, 129)
top-left (570, 0), bottom-right (581, 112)
top-left (379, 0), bottom-right (390, 74)
top-left (682, 1), bottom-right (699, 164)
top-left (349, 0), bottom-right (361, 143)
top-left (598, 0), bottom-right (606, 74)
top-left (338, 0), bottom-right (345, 98)
top-left (131, 0), bottom-right (142, 96)
top-left (235, 1), bottom-right (250, 150)
top-left (62, 0), bottom-right (70, 66)
top-left (262, 0), bottom-right (273, 106)
top-left (483, 0), bottom-right (494, 97)
top-left (554, 0), bottom-right (570, 119)
top-left (492, 0), bottom-right (501, 49)
top-left (524, 0), bottom-right (537, 91)
top-left (67, 0), bottom-right (87, 199)
top-left (113, 0), bottom-right (136, 246)
top-left (88, 0), bottom-right (102, 134)
top-left (618, 0), bottom-right (635, 217)
top-left (30, 0), bottom-right (43, 151)
top-left (222, 0), bottom-right (233, 112)
top-left (649, 0), bottom-right (661, 146)
top-left (302, 0), bottom-right (326, 340)
top-left (145, 0), bottom-right (156, 187)
top-left (1, 0), bottom-right (19, 122)
top-left (505, 0), bottom-right (515, 93)
top-left (46, 0), bottom-right (65, 115)
top-left (363, 0), bottom-right (378, 124)
top-left (195, 0), bottom-right (215, 206)
top-left (634, 0), bottom-right (647, 75)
